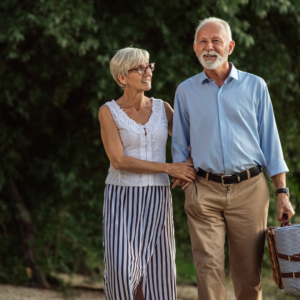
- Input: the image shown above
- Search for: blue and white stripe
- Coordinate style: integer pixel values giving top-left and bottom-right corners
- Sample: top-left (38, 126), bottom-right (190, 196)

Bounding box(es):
top-left (103, 184), bottom-right (176, 300)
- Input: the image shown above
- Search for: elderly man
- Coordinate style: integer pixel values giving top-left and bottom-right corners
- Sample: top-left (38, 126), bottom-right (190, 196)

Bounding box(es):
top-left (172, 17), bottom-right (295, 300)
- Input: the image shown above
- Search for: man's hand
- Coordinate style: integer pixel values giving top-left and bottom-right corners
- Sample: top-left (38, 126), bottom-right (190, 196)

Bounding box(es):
top-left (271, 172), bottom-right (295, 223)
top-left (276, 193), bottom-right (295, 223)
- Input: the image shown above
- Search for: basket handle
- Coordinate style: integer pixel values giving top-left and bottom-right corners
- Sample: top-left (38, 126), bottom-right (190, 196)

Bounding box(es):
top-left (281, 213), bottom-right (290, 227)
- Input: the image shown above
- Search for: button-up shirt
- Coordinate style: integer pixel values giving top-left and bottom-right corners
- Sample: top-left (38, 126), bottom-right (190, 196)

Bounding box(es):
top-left (171, 63), bottom-right (288, 178)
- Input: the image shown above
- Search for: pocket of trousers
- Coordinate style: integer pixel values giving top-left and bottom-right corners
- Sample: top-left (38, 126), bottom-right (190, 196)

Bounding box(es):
top-left (184, 180), bottom-right (195, 206)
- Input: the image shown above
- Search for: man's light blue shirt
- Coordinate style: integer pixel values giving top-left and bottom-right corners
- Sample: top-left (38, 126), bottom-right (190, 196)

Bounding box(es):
top-left (171, 63), bottom-right (288, 178)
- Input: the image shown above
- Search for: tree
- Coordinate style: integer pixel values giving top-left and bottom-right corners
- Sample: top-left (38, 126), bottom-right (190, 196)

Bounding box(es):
top-left (0, 0), bottom-right (299, 285)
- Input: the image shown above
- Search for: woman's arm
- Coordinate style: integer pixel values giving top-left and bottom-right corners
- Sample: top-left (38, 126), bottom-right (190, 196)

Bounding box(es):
top-left (163, 101), bottom-right (173, 136)
top-left (99, 106), bottom-right (196, 182)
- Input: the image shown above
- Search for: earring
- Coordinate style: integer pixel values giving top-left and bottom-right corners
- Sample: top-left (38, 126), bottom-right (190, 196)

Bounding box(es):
top-left (125, 82), bottom-right (127, 84)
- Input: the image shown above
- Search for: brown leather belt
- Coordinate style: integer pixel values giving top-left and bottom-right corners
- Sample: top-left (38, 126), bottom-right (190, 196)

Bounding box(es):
top-left (196, 166), bottom-right (262, 186)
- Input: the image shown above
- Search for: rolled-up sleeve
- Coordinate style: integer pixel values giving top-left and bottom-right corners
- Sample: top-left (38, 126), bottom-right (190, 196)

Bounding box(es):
top-left (171, 88), bottom-right (191, 162)
top-left (258, 83), bottom-right (289, 178)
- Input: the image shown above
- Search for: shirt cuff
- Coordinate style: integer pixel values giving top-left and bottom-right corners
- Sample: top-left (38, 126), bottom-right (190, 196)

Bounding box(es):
top-left (172, 154), bottom-right (190, 163)
top-left (264, 159), bottom-right (289, 179)
top-left (172, 145), bottom-right (190, 163)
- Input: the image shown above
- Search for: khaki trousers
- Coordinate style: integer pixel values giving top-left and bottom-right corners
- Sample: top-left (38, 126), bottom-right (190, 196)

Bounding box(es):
top-left (184, 172), bottom-right (269, 300)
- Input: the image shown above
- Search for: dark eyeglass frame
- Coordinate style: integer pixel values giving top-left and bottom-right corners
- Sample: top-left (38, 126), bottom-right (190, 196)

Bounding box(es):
top-left (128, 63), bottom-right (155, 75)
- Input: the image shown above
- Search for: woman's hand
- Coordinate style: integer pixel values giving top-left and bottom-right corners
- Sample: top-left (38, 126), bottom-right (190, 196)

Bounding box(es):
top-left (172, 178), bottom-right (191, 190)
top-left (171, 157), bottom-right (195, 190)
top-left (167, 163), bottom-right (196, 182)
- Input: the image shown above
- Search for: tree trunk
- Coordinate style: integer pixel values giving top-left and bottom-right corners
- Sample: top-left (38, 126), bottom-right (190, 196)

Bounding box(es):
top-left (7, 179), bottom-right (49, 288)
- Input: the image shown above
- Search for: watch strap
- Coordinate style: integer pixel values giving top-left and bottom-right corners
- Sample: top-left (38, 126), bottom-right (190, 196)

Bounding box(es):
top-left (275, 187), bottom-right (289, 196)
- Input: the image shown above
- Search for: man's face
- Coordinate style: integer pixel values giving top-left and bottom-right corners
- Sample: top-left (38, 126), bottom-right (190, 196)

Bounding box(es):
top-left (193, 22), bottom-right (233, 70)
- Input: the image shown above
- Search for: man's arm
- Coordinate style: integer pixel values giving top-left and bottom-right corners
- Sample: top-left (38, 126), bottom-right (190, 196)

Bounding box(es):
top-left (257, 83), bottom-right (294, 222)
top-left (171, 89), bottom-right (194, 188)
top-left (257, 83), bottom-right (289, 178)
top-left (171, 89), bottom-right (191, 163)
top-left (271, 172), bottom-right (295, 222)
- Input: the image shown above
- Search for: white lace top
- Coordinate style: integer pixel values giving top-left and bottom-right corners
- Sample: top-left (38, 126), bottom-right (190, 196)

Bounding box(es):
top-left (104, 98), bottom-right (170, 187)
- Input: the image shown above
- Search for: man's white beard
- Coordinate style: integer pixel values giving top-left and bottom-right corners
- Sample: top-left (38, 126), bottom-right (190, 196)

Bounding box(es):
top-left (197, 46), bottom-right (229, 70)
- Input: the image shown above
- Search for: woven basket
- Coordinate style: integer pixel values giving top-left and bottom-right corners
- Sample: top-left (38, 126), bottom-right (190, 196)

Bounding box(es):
top-left (266, 215), bottom-right (300, 295)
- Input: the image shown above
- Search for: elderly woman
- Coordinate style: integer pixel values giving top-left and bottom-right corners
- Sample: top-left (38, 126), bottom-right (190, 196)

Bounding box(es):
top-left (98, 47), bottom-right (196, 300)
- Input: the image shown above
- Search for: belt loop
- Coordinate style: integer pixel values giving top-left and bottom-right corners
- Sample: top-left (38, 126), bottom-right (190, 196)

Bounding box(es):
top-left (246, 169), bottom-right (250, 179)
top-left (206, 172), bottom-right (209, 181)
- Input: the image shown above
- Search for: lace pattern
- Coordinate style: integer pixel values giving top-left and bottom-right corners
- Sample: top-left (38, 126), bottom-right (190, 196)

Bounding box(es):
top-left (104, 98), bottom-right (170, 187)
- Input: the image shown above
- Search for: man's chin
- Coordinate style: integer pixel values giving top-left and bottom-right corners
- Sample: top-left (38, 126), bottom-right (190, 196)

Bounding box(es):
top-left (198, 58), bottom-right (216, 70)
top-left (202, 65), bottom-right (217, 70)
top-left (198, 55), bottom-right (229, 71)
top-left (200, 62), bottom-right (218, 70)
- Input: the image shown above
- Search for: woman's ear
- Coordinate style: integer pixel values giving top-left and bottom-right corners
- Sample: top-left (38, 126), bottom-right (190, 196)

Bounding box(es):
top-left (118, 74), bottom-right (127, 85)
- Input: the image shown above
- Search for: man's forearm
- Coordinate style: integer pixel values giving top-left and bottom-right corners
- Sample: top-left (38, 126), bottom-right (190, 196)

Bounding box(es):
top-left (271, 172), bottom-right (286, 190)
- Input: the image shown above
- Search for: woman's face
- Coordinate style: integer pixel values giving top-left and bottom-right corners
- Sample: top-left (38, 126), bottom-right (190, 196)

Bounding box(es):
top-left (125, 62), bottom-right (153, 91)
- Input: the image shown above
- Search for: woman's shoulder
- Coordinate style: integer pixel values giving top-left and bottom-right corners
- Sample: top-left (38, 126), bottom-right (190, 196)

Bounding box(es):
top-left (101, 99), bottom-right (116, 109)
top-left (163, 101), bottom-right (173, 123)
top-left (151, 97), bottom-right (172, 109)
top-left (98, 100), bottom-right (115, 121)
top-left (150, 97), bottom-right (173, 124)
top-left (162, 101), bottom-right (173, 112)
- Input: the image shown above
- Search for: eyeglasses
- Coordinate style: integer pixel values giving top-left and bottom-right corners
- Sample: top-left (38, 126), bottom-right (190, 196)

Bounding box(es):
top-left (128, 63), bottom-right (155, 76)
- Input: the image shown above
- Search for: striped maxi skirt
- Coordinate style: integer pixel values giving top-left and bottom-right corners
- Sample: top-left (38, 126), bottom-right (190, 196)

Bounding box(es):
top-left (103, 184), bottom-right (177, 300)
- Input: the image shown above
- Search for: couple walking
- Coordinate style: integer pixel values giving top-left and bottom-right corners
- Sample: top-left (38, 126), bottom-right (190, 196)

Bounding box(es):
top-left (98, 17), bottom-right (294, 300)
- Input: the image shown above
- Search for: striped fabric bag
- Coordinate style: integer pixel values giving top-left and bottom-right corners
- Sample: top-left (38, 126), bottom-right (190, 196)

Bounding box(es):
top-left (266, 214), bottom-right (300, 295)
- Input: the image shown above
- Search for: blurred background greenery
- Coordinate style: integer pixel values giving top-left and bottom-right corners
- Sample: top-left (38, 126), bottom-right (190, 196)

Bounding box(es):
top-left (0, 0), bottom-right (300, 296)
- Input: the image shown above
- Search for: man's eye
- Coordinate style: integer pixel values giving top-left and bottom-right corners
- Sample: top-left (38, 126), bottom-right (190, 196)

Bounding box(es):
top-left (213, 40), bottom-right (220, 42)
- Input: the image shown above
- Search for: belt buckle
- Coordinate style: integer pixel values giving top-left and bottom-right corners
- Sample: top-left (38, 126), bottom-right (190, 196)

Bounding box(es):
top-left (221, 175), bottom-right (233, 186)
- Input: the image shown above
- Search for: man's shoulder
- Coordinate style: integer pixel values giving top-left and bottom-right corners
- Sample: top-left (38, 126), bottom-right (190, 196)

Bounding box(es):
top-left (177, 73), bottom-right (202, 92)
top-left (237, 69), bottom-right (267, 87)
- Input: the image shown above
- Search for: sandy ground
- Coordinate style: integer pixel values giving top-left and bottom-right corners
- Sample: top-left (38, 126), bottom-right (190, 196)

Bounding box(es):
top-left (0, 271), bottom-right (294, 300)
top-left (0, 273), bottom-right (235, 300)
top-left (0, 284), bottom-right (104, 300)
top-left (0, 283), bottom-right (237, 300)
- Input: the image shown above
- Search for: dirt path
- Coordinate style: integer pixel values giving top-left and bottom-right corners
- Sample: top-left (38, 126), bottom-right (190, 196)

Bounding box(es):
top-left (0, 274), bottom-right (237, 300)
top-left (0, 284), bottom-right (104, 300)
top-left (0, 283), bottom-right (237, 300)
top-left (0, 284), bottom-right (196, 300)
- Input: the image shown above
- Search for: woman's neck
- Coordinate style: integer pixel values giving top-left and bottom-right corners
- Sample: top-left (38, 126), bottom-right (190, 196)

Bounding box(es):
top-left (118, 89), bottom-right (146, 111)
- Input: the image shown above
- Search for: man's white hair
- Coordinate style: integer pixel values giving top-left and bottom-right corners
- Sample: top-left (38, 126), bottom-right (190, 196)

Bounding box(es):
top-left (194, 17), bottom-right (232, 45)
top-left (110, 47), bottom-right (149, 89)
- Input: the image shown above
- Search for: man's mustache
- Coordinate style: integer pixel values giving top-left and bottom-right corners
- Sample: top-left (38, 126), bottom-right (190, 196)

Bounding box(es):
top-left (200, 50), bottom-right (221, 58)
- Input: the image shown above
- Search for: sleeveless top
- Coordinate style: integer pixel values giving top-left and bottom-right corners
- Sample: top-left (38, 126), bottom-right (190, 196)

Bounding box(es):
top-left (104, 98), bottom-right (170, 187)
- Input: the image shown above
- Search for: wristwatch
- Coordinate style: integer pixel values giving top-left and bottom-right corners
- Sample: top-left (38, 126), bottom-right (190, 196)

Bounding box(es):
top-left (275, 187), bottom-right (289, 196)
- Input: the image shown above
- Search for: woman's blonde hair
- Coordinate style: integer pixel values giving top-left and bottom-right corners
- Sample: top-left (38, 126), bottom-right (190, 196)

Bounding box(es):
top-left (110, 47), bottom-right (150, 89)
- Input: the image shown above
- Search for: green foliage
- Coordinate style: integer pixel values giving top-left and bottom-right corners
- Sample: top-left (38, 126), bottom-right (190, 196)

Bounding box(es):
top-left (0, 0), bottom-right (300, 285)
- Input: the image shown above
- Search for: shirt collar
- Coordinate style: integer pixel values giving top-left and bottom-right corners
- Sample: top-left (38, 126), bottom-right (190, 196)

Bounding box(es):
top-left (228, 63), bottom-right (238, 81)
top-left (199, 62), bottom-right (239, 85)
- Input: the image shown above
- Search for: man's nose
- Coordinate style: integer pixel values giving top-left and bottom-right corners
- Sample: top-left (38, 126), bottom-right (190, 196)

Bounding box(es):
top-left (205, 41), bottom-right (214, 51)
